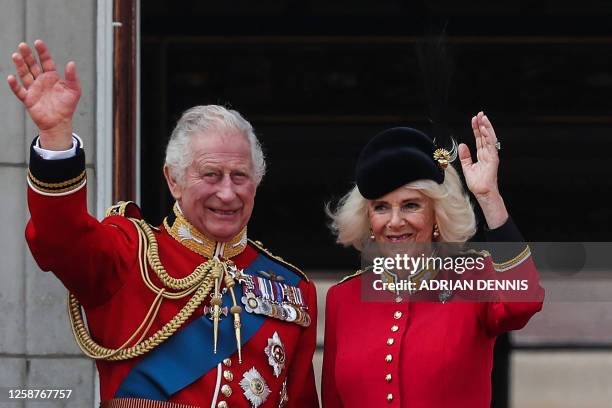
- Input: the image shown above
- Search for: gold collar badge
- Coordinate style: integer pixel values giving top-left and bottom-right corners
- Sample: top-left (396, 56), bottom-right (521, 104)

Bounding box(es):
top-left (164, 202), bottom-right (247, 259)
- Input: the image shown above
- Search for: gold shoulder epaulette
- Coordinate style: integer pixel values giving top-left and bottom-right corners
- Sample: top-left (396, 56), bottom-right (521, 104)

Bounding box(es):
top-left (105, 201), bottom-right (143, 219)
top-left (248, 239), bottom-right (309, 282)
top-left (492, 246), bottom-right (531, 272)
top-left (458, 248), bottom-right (491, 258)
top-left (338, 269), bottom-right (364, 285)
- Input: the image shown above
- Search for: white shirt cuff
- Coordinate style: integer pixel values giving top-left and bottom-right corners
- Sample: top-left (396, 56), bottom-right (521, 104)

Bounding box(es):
top-left (33, 134), bottom-right (82, 160)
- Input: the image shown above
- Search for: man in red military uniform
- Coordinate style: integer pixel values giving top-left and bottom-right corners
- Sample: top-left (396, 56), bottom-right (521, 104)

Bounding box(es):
top-left (9, 40), bottom-right (319, 408)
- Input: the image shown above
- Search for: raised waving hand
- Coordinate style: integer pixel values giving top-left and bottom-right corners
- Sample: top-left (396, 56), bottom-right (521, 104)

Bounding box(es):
top-left (459, 112), bottom-right (508, 229)
top-left (7, 40), bottom-right (81, 150)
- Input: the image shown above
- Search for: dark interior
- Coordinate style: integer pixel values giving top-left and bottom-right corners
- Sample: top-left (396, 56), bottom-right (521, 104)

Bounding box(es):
top-left (141, 0), bottom-right (612, 270)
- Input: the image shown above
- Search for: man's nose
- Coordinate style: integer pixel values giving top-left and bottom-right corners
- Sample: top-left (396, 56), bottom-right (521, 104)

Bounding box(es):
top-left (216, 175), bottom-right (237, 202)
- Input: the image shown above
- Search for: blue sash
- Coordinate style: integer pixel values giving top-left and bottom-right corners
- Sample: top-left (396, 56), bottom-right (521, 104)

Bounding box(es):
top-left (115, 253), bottom-right (301, 400)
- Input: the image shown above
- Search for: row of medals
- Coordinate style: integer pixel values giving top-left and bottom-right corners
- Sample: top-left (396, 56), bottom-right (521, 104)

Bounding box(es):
top-left (237, 272), bottom-right (311, 327)
top-left (209, 266), bottom-right (297, 407)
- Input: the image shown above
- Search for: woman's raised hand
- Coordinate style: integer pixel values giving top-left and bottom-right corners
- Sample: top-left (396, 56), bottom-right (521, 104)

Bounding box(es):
top-left (458, 111), bottom-right (501, 198)
top-left (459, 112), bottom-right (508, 229)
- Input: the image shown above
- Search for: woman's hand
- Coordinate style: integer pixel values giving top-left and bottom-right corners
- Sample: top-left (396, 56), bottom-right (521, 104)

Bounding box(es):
top-left (7, 40), bottom-right (81, 150)
top-left (459, 112), bottom-right (508, 229)
top-left (459, 111), bottom-right (500, 198)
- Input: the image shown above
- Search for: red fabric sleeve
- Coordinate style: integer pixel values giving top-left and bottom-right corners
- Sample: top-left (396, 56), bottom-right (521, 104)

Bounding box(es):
top-left (478, 254), bottom-right (544, 337)
top-left (321, 285), bottom-right (342, 408)
top-left (26, 186), bottom-right (139, 308)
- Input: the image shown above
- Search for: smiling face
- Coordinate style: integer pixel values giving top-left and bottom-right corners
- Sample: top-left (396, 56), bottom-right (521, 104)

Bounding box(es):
top-left (163, 129), bottom-right (257, 242)
top-left (367, 186), bottom-right (436, 244)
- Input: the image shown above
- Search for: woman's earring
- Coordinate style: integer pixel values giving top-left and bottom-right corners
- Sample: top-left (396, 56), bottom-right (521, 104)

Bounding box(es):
top-left (369, 228), bottom-right (375, 240)
top-left (433, 224), bottom-right (440, 239)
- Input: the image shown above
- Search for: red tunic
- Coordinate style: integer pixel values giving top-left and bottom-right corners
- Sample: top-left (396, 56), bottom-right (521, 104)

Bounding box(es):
top-left (322, 236), bottom-right (544, 408)
top-left (25, 139), bottom-right (319, 408)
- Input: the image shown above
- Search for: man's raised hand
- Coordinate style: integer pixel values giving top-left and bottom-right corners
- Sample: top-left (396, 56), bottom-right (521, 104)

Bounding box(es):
top-left (7, 40), bottom-right (81, 150)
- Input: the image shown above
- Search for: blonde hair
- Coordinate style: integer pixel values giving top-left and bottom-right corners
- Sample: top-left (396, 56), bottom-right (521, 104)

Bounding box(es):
top-left (327, 166), bottom-right (477, 250)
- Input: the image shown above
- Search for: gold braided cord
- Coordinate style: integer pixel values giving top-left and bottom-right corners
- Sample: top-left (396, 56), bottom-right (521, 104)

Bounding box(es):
top-left (68, 219), bottom-right (216, 361)
top-left (339, 269), bottom-right (363, 284)
top-left (142, 220), bottom-right (213, 290)
top-left (105, 201), bottom-right (134, 218)
top-left (68, 280), bottom-right (213, 360)
top-left (492, 245), bottom-right (531, 271)
top-left (133, 220), bottom-right (206, 300)
top-left (130, 291), bottom-right (165, 347)
top-left (27, 169), bottom-right (86, 188)
top-left (28, 177), bottom-right (86, 194)
top-left (70, 290), bottom-right (165, 360)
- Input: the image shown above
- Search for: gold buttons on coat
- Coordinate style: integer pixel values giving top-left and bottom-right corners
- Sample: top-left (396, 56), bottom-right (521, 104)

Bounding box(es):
top-left (223, 370), bottom-right (233, 381)
top-left (385, 354), bottom-right (393, 363)
top-left (387, 338), bottom-right (394, 346)
top-left (221, 384), bottom-right (232, 397)
top-left (394, 311), bottom-right (402, 319)
top-left (223, 358), bottom-right (232, 367)
top-left (217, 402), bottom-right (228, 408)
top-left (387, 393), bottom-right (394, 402)
top-left (391, 325), bottom-right (399, 332)
top-left (385, 373), bottom-right (392, 383)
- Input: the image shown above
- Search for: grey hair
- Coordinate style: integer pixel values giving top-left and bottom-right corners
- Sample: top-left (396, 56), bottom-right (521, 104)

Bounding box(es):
top-left (327, 166), bottom-right (477, 250)
top-left (165, 105), bottom-right (266, 185)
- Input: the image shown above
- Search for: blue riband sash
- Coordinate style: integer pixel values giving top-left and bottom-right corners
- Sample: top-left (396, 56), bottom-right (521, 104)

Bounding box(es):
top-left (115, 253), bottom-right (301, 400)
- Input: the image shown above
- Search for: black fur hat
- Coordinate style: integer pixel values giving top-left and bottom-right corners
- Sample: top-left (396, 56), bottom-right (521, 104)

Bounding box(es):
top-left (355, 127), bottom-right (446, 199)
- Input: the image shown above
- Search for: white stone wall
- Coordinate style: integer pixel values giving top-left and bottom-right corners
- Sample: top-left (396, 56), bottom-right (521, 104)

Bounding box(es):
top-left (0, 1), bottom-right (98, 406)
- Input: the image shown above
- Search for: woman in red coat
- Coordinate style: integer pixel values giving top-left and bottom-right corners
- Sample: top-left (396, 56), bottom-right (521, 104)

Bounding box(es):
top-left (322, 113), bottom-right (544, 408)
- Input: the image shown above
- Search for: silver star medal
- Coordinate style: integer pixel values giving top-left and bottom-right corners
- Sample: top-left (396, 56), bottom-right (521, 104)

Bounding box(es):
top-left (264, 331), bottom-right (286, 377)
top-left (227, 263), bottom-right (248, 284)
top-left (240, 367), bottom-right (271, 408)
top-left (242, 292), bottom-right (261, 314)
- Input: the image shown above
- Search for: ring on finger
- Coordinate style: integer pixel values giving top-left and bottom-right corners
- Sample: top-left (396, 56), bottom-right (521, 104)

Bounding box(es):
top-left (495, 141), bottom-right (501, 151)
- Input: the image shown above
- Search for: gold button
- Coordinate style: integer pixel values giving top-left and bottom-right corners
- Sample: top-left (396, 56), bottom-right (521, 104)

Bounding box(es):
top-left (217, 402), bottom-right (228, 408)
top-left (387, 338), bottom-right (394, 346)
top-left (223, 358), bottom-right (232, 367)
top-left (385, 354), bottom-right (393, 363)
top-left (221, 384), bottom-right (232, 397)
top-left (385, 373), bottom-right (392, 383)
top-left (395, 296), bottom-right (402, 303)
top-left (394, 311), bottom-right (402, 319)
top-left (387, 393), bottom-right (394, 402)
top-left (391, 325), bottom-right (399, 332)
top-left (223, 370), bottom-right (233, 381)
